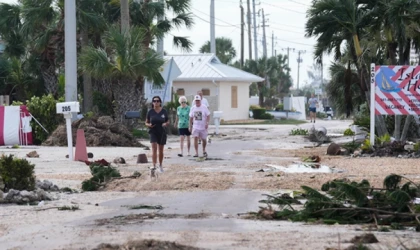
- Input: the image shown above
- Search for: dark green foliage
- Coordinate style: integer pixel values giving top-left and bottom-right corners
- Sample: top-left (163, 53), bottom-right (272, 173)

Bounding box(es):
top-left (341, 140), bottom-right (362, 154)
top-left (81, 159), bottom-right (121, 191)
top-left (0, 154), bottom-right (35, 191)
top-left (251, 108), bottom-right (266, 119)
top-left (92, 91), bottom-right (113, 116)
top-left (25, 94), bottom-right (64, 144)
top-left (260, 113), bottom-right (273, 120)
top-left (258, 175), bottom-right (420, 229)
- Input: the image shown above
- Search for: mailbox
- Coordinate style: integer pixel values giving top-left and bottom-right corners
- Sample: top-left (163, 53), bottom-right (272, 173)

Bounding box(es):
top-left (213, 111), bottom-right (223, 118)
top-left (56, 102), bottom-right (80, 114)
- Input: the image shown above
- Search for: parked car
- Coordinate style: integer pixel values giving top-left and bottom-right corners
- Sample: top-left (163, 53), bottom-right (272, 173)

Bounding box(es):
top-left (323, 106), bottom-right (334, 117)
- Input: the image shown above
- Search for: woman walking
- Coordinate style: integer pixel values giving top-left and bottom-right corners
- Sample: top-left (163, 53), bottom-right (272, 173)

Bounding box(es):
top-left (145, 96), bottom-right (169, 173)
top-left (174, 96), bottom-right (191, 157)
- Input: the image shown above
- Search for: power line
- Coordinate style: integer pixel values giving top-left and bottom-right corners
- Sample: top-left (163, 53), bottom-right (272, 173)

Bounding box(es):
top-left (192, 13), bottom-right (241, 28)
top-left (287, 0), bottom-right (310, 7)
top-left (260, 1), bottom-right (306, 14)
top-left (191, 7), bottom-right (241, 28)
top-left (191, 6), bottom-right (314, 47)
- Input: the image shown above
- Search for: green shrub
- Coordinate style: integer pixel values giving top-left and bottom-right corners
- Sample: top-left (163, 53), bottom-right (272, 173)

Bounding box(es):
top-left (343, 128), bottom-right (355, 136)
top-left (260, 113), bottom-right (273, 120)
top-left (275, 104), bottom-right (284, 111)
top-left (25, 94), bottom-right (64, 144)
top-left (0, 154), bottom-right (36, 191)
top-left (316, 112), bottom-right (327, 119)
top-left (249, 105), bottom-right (261, 110)
top-left (289, 128), bottom-right (308, 135)
top-left (252, 108), bottom-right (267, 119)
top-left (82, 159), bottom-right (121, 191)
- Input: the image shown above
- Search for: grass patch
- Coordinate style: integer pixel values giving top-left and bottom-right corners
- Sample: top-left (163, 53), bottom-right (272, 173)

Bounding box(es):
top-left (222, 119), bottom-right (305, 125)
top-left (132, 128), bottom-right (149, 139)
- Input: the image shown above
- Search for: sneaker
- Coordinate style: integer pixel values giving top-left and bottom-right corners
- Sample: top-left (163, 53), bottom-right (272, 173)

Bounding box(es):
top-left (159, 165), bottom-right (164, 173)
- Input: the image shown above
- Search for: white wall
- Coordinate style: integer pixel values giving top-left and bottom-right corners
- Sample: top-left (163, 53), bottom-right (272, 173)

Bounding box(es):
top-left (219, 81), bottom-right (249, 121)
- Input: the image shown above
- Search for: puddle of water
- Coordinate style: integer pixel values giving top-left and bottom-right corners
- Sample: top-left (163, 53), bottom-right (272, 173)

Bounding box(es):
top-left (265, 164), bottom-right (340, 173)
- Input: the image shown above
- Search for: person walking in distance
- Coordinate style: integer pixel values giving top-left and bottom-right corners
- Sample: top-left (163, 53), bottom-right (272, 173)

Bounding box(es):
top-left (196, 90), bottom-right (209, 109)
top-left (193, 90), bottom-right (209, 144)
top-left (145, 96), bottom-right (169, 173)
top-left (308, 93), bottom-right (318, 123)
top-left (174, 96), bottom-right (191, 157)
top-left (189, 95), bottom-right (210, 157)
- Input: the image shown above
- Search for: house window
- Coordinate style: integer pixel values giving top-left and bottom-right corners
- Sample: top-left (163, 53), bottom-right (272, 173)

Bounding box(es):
top-left (231, 86), bottom-right (238, 108)
top-left (202, 88), bottom-right (210, 96)
top-left (176, 88), bottom-right (185, 95)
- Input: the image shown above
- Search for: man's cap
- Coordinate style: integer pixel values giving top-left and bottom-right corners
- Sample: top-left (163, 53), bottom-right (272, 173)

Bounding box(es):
top-left (194, 95), bottom-right (201, 101)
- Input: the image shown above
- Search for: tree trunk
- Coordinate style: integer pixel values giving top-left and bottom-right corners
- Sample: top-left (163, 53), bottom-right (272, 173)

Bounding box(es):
top-left (81, 29), bottom-right (93, 112)
top-left (258, 82), bottom-right (264, 107)
top-left (400, 115), bottom-right (412, 142)
top-left (120, 0), bottom-right (130, 34)
top-left (112, 79), bottom-right (142, 123)
top-left (41, 64), bottom-right (58, 96)
top-left (350, 37), bottom-right (387, 137)
top-left (394, 115), bottom-right (401, 140)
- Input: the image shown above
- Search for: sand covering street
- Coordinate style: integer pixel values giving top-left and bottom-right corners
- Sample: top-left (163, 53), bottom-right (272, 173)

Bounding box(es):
top-left (1, 120), bottom-right (420, 249)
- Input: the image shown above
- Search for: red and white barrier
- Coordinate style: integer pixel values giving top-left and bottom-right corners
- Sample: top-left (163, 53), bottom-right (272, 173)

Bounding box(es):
top-left (0, 105), bottom-right (33, 146)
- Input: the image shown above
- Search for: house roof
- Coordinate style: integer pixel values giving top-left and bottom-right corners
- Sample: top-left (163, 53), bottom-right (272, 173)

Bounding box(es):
top-left (164, 53), bottom-right (264, 82)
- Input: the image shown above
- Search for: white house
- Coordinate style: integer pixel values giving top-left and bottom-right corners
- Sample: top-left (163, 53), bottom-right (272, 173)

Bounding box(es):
top-left (164, 53), bottom-right (264, 121)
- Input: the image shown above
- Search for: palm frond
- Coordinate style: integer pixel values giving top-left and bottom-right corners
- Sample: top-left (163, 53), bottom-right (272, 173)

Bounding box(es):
top-left (79, 47), bottom-right (113, 79)
top-left (172, 36), bottom-right (193, 52)
top-left (171, 12), bottom-right (194, 29)
top-left (301, 185), bottom-right (331, 202)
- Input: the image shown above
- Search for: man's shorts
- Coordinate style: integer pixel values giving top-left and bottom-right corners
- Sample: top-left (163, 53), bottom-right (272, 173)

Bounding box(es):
top-left (191, 129), bottom-right (208, 140)
top-left (178, 128), bottom-right (191, 136)
top-left (149, 132), bottom-right (167, 145)
top-left (309, 107), bottom-right (316, 113)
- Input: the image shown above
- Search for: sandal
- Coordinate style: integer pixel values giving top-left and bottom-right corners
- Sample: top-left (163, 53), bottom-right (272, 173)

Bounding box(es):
top-left (203, 152), bottom-right (208, 157)
top-left (178, 154), bottom-right (183, 157)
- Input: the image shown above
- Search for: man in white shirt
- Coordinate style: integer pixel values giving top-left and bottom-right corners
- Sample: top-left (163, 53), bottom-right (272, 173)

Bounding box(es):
top-left (189, 95), bottom-right (210, 157)
top-left (193, 90), bottom-right (210, 144)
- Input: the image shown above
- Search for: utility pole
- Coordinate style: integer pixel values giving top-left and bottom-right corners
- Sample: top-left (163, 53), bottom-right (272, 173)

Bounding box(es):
top-left (282, 47), bottom-right (295, 68)
top-left (65, 0), bottom-right (77, 103)
top-left (297, 50), bottom-right (306, 90)
top-left (210, 0), bottom-right (216, 54)
top-left (240, 1), bottom-right (244, 68)
top-left (246, 0), bottom-right (252, 60)
top-left (272, 32), bottom-right (274, 57)
top-left (157, 0), bottom-right (164, 57)
top-left (261, 9), bottom-right (268, 58)
top-left (252, 0), bottom-right (258, 60)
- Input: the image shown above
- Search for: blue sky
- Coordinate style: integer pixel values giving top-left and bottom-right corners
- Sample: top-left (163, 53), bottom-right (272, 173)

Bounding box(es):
top-left (0, 0), bottom-right (331, 88)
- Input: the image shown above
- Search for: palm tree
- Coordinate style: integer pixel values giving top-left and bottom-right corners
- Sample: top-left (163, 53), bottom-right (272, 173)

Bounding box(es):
top-left (0, 3), bottom-right (25, 58)
top-left (80, 25), bottom-right (165, 121)
top-left (199, 37), bottom-right (237, 64)
top-left (19, 0), bottom-right (64, 96)
top-left (243, 57), bottom-right (276, 106)
top-left (306, 0), bottom-right (390, 136)
top-left (76, 0), bottom-right (107, 112)
top-left (120, 0), bottom-right (130, 33)
top-left (131, 0), bottom-right (194, 51)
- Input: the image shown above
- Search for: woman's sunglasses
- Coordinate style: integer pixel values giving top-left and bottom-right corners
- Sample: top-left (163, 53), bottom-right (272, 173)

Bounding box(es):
top-left (181, 102), bottom-right (186, 104)
top-left (152, 100), bottom-right (160, 103)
